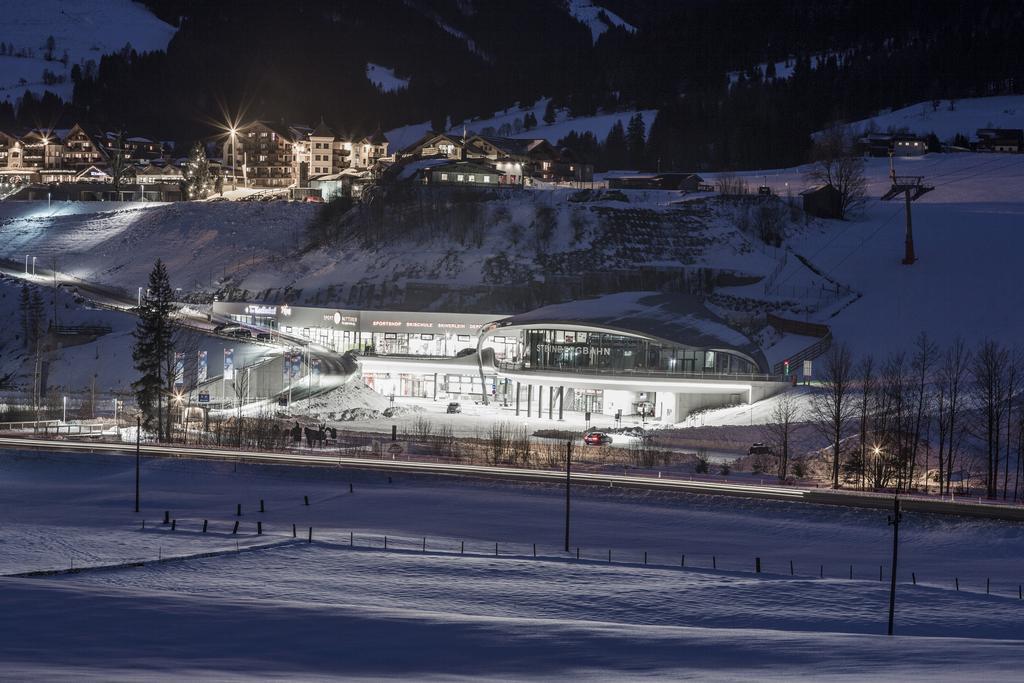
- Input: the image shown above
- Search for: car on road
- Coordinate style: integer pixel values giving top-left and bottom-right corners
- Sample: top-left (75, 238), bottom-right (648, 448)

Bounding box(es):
top-left (583, 431), bottom-right (612, 446)
top-left (748, 442), bottom-right (774, 456)
top-left (228, 328), bottom-right (252, 339)
top-left (446, 402), bottom-right (461, 414)
top-left (255, 332), bottom-right (272, 342)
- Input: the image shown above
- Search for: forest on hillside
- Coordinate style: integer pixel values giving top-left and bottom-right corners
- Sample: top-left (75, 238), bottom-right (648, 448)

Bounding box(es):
top-left (4, 0), bottom-right (1023, 170)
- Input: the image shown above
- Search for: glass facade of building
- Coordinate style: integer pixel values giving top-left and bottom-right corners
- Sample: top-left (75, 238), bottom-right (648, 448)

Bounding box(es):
top-left (521, 328), bottom-right (759, 376)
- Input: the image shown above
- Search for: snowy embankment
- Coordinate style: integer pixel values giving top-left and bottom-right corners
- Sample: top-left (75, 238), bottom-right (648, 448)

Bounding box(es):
top-left (0, 200), bottom-right (317, 293)
top-left (2, 450), bottom-right (1024, 678)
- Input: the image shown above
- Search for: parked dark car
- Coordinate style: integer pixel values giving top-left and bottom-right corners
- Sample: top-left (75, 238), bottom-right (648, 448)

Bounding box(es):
top-left (256, 332), bottom-right (272, 342)
top-left (584, 431), bottom-right (612, 446)
top-left (748, 442), bottom-right (774, 456)
top-left (228, 328), bottom-right (252, 339)
top-left (446, 402), bottom-right (461, 414)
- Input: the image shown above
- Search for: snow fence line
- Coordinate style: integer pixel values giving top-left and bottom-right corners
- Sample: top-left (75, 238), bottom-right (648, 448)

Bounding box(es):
top-left (4, 537), bottom-right (302, 579)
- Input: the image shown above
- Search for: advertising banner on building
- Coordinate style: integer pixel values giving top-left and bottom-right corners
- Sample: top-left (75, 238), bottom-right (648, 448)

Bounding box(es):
top-left (197, 350), bottom-right (208, 383)
top-left (283, 353), bottom-right (291, 383)
top-left (312, 358), bottom-right (321, 385)
top-left (224, 348), bottom-right (234, 381)
top-left (173, 352), bottom-right (185, 388)
top-left (291, 352), bottom-right (302, 380)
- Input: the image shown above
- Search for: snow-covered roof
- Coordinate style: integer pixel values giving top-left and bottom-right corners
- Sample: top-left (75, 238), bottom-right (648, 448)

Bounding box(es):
top-left (396, 158), bottom-right (446, 181)
top-left (492, 291), bottom-right (766, 368)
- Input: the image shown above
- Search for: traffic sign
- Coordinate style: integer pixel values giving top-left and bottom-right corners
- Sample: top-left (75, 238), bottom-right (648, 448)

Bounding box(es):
top-left (198, 391), bottom-right (210, 404)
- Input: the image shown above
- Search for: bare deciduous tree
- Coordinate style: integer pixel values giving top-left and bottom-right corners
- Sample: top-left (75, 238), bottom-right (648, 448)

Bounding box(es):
top-left (811, 343), bottom-right (857, 488)
top-left (764, 390), bottom-right (799, 481)
top-left (972, 340), bottom-right (1009, 498)
top-left (806, 126), bottom-right (867, 219)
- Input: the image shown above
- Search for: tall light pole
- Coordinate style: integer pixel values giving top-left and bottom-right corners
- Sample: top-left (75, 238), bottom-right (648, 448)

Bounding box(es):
top-left (887, 497), bottom-right (902, 636)
top-left (135, 415), bottom-right (141, 512)
top-left (62, 395), bottom-right (67, 423)
top-left (230, 128), bottom-right (237, 191)
top-left (564, 440), bottom-right (572, 552)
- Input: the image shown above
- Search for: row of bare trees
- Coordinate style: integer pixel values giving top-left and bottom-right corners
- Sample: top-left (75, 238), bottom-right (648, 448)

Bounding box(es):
top-left (787, 334), bottom-right (1023, 497)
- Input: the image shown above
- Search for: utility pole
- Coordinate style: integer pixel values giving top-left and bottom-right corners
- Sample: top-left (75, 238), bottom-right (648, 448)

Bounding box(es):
top-left (135, 415), bottom-right (141, 513)
top-left (564, 440), bottom-right (572, 552)
top-left (887, 497), bottom-right (901, 635)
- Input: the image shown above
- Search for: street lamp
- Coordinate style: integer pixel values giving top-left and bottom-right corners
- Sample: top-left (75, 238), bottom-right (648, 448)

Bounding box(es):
top-left (229, 127), bottom-right (238, 191)
top-left (62, 395), bottom-right (67, 423)
top-left (32, 256), bottom-right (36, 275)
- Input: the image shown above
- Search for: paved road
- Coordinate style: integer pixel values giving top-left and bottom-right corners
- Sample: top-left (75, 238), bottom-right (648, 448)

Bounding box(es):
top-left (2, 435), bottom-right (1023, 522)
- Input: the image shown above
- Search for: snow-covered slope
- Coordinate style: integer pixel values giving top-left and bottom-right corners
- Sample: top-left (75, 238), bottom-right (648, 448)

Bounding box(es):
top-left (566, 0), bottom-right (637, 43)
top-left (0, 0), bottom-right (176, 103)
top-left (385, 99), bottom-right (656, 151)
top-left (714, 152), bottom-right (1024, 356)
top-left (840, 95), bottom-right (1024, 143)
top-left (365, 63), bottom-right (409, 93)
top-left (0, 200), bottom-right (317, 294)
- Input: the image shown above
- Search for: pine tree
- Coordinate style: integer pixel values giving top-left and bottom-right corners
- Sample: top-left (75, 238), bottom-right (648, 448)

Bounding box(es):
top-left (603, 120), bottom-right (628, 170)
top-left (132, 259), bottom-right (176, 441)
top-left (183, 142), bottom-right (211, 200)
top-left (626, 113), bottom-right (647, 169)
top-left (543, 99), bottom-right (557, 125)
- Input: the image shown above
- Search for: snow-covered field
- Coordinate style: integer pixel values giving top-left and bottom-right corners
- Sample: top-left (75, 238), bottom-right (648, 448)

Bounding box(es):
top-left (1, 449), bottom-right (1023, 679)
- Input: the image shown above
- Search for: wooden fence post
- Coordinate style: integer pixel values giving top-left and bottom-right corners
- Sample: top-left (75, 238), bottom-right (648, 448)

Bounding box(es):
top-left (292, 523), bottom-right (296, 538)
top-left (304, 495), bottom-right (309, 506)
top-left (308, 527), bottom-right (312, 543)
top-left (260, 499), bottom-right (265, 513)
top-left (713, 555), bottom-right (717, 570)
top-left (236, 503), bottom-right (241, 516)
top-left (756, 557), bottom-right (761, 573)
top-left (257, 521), bottom-right (262, 535)
top-left (790, 560), bottom-right (794, 576)
top-left (232, 520), bottom-right (239, 534)
top-left (202, 519), bottom-right (208, 533)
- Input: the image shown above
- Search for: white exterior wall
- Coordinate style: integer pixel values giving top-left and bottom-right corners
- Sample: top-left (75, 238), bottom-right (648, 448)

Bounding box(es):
top-left (602, 389), bottom-right (637, 417)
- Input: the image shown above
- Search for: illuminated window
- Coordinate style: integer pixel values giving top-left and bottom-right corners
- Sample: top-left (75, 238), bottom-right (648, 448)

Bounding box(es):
top-left (440, 173), bottom-right (448, 180)
top-left (457, 174), bottom-right (465, 182)
top-left (469, 175), bottom-right (475, 182)
top-left (483, 175), bottom-right (490, 183)
top-left (457, 334), bottom-right (471, 342)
